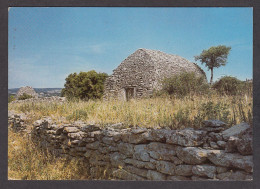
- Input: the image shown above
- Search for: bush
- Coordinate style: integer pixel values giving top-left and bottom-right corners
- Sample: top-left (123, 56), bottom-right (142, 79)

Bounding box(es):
top-left (18, 93), bottom-right (33, 100)
top-left (161, 72), bottom-right (209, 97)
top-left (212, 76), bottom-right (244, 95)
top-left (8, 95), bottom-right (16, 103)
top-left (61, 70), bottom-right (108, 100)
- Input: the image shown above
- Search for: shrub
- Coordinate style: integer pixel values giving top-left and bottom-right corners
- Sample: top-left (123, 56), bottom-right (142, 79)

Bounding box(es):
top-left (61, 70), bottom-right (108, 100)
top-left (8, 95), bottom-right (16, 103)
top-left (161, 72), bottom-right (209, 97)
top-left (212, 76), bottom-right (244, 95)
top-left (18, 93), bottom-right (33, 100)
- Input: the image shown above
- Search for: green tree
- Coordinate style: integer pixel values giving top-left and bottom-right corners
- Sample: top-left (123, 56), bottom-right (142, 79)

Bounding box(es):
top-left (195, 45), bottom-right (231, 85)
top-left (212, 76), bottom-right (244, 95)
top-left (61, 70), bottom-right (108, 100)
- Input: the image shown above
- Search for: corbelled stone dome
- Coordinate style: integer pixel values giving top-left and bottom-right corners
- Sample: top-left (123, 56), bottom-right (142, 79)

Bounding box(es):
top-left (16, 86), bottom-right (38, 98)
top-left (104, 48), bottom-right (206, 100)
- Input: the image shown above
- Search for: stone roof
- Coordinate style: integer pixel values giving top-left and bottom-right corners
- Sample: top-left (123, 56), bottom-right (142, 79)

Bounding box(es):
top-left (16, 86), bottom-right (38, 98)
top-left (104, 48), bottom-right (207, 100)
top-left (116, 48), bottom-right (206, 80)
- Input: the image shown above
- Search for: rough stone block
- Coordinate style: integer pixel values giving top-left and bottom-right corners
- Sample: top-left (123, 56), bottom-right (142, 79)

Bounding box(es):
top-left (176, 147), bottom-right (208, 164)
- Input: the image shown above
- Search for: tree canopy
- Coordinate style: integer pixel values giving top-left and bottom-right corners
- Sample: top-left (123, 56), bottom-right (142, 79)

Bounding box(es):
top-left (61, 70), bottom-right (108, 100)
top-left (195, 45), bottom-right (231, 85)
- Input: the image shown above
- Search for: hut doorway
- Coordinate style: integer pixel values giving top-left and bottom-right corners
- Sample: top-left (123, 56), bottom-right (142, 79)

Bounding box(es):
top-left (125, 87), bottom-right (135, 101)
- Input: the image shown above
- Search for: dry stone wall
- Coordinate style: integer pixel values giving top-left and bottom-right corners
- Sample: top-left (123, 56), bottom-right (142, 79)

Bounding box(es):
top-left (8, 112), bottom-right (253, 181)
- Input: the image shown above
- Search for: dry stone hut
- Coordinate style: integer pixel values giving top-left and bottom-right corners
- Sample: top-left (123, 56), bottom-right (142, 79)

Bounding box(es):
top-left (104, 48), bottom-right (206, 100)
top-left (16, 86), bottom-right (38, 99)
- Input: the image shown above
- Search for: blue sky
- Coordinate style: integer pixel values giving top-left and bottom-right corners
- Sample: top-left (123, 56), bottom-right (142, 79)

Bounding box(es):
top-left (8, 7), bottom-right (253, 88)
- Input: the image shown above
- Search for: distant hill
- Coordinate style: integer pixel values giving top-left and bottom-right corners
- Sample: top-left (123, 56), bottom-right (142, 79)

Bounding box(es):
top-left (8, 88), bottom-right (63, 97)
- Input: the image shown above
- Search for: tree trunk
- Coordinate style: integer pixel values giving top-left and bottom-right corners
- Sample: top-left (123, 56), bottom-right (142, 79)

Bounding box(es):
top-left (210, 68), bottom-right (214, 85)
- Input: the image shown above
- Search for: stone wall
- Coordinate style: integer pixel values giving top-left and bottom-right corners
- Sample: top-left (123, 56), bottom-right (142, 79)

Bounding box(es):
top-left (8, 112), bottom-right (253, 181)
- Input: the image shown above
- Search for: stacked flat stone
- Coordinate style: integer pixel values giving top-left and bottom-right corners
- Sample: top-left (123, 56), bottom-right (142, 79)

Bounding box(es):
top-left (104, 49), bottom-right (207, 100)
top-left (8, 111), bottom-right (28, 132)
top-left (8, 112), bottom-right (253, 181)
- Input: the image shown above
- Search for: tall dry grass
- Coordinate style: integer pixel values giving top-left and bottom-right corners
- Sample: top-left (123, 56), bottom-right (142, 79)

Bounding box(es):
top-left (8, 129), bottom-right (90, 180)
top-left (8, 94), bottom-right (252, 129)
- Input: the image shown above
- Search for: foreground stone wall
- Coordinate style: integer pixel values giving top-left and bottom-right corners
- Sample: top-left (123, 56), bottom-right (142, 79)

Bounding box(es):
top-left (8, 112), bottom-right (253, 181)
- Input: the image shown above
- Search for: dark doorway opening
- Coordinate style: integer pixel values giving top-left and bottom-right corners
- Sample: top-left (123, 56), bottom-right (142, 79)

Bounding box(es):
top-left (125, 88), bottom-right (135, 101)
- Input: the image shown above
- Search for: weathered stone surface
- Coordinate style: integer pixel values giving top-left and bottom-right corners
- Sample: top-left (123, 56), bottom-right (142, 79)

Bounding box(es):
top-left (209, 142), bottom-right (219, 149)
top-left (175, 165), bottom-right (193, 176)
top-left (102, 137), bottom-right (115, 145)
top-left (80, 125), bottom-right (100, 132)
top-left (108, 123), bottom-right (125, 129)
top-left (67, 131), bottom-right (86, 140)
top-left (150, 129), bottom-right (169, 142)
top-left (110, 152), bottom-right (126, 167)
top-left (176, 147), bottom-right (208, 164)
top-left (112, 169), bottom-right (145, 180)
top-left (63, 127), bottom-right (80, 133)
top-left (155, 161), bottom-right (175, 175)
top-left (209, 132), bottom-right (223, 141)
top-left (118, 142), bottom-right (134, 156)
top-left (131, 128), bottom-right (148, 134)
top-left (82, 138), bottom-right (95, 143)
top-left (216, 166), bottom-right (229, 174)
top-left (98, 146), bottom-right (118, 154)
top-left (147, 142), bottom-right (177, 161)
top-left (222, 122), bottom-right (251, 141)
top-left (125, 165), bottom-right (148, 178)
top-left (225, 136), bottom-right (239, 153)
top-left (202, 120), bottom-right (226, 127)
top-left (133, 145), bottom-right (150, 162)
top-left (167, 175), bottom-right (191, 181)
top-left (121, 132), bottom-right (149, 144)
top-left (147, 170), bottom-right (167, 180)
top-left (86, 141), bottom-right (100, 150)
top-left (191, 176), bottom-right (214, 181)
top-left (75, 146), bottom-right (87, 152)
top-left (83, 150), bottom-right (94, 158)
top-left (208, 150), bottom-right (253, 173)
top-left (87, 130), bottom-right (101, 138)
top-left (236, 132), bottom-right (253, 155)
top-left (217, 170), bottom-right (253, 181)
top-left (192, 165), bottom-right (216, 178)
top-left (202, 127), bottom-right (225, 132)
top-left (166, 128), bottom-right (206, 147)
top-left (124, 158), bottom-right (155, 170)
top-left (217, 141), bottom-right (226, 148)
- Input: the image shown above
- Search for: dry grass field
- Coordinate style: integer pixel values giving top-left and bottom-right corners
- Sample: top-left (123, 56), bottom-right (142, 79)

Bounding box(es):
top-left (9, 94), bottom-right (252, 129)
top-left (8, 129), bottom-right (90, 180)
